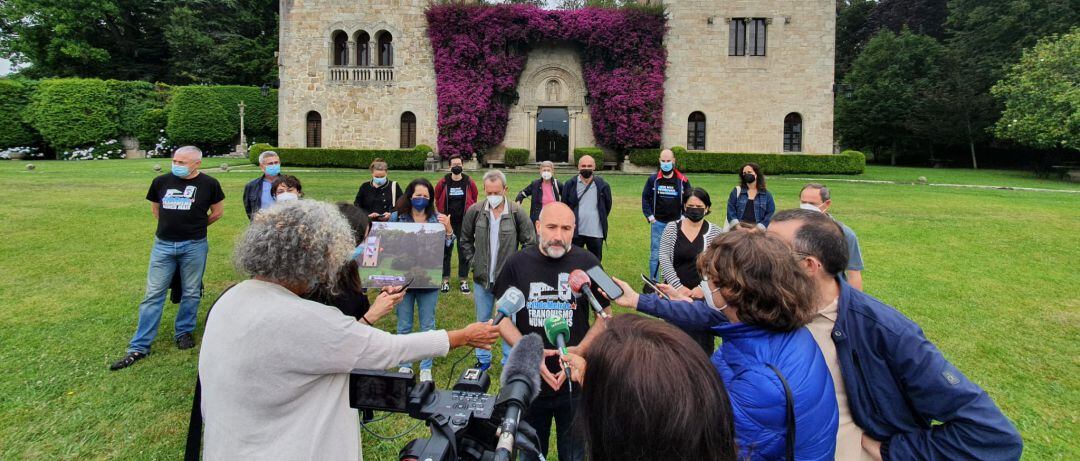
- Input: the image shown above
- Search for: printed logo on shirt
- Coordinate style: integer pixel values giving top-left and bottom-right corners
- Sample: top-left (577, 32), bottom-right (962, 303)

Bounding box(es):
top-left (526, 273), bottom-right (576, 328)
top-left (657, 185), bottom-right (678, 197)
top-left (449, 187), bottom-right (465, 197)
top-left (162, 186), bottom-right (197, 211)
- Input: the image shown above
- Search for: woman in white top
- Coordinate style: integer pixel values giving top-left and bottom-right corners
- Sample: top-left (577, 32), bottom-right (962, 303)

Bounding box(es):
top-left (199, 200), bottom-right (499, 461)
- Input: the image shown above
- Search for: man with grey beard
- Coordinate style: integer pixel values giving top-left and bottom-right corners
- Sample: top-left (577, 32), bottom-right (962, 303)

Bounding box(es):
top-left (492, 202), bottom-right (611, 461)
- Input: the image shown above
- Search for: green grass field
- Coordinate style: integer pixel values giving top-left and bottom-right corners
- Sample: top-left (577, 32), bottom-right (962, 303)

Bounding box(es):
top-left (0, 159), bottom-right (1077, 460)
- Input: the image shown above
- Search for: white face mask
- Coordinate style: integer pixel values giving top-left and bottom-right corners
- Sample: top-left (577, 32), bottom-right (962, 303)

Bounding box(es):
top-left (487, 195), bottom-right (504, 207)
top-left (799, 202), bottom-right (824, 213)
top-left (541, 171), bottom-right (553, 181)
top-left (700, 280), bottom-right (727, 312)
top-left (277, 192), bottom-right (299, 202)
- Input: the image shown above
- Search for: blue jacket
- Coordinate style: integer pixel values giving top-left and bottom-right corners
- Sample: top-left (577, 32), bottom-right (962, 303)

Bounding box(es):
top-left (638, 296), bottom-right (838, 461)
top-left (833, 279), bottom-right (1023, 460)
top-left (726, 186), bottom-right (776, 227)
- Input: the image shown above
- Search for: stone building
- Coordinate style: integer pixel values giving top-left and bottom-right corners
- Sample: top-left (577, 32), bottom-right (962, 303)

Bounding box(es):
top-left (277, 0), bottom-right (835, 162)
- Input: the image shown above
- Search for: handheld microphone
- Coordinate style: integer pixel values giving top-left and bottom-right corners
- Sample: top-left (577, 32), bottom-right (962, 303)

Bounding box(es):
top-left (568, 269), bottom-right (610, 319)
top-left (493, 334), bottom-right (544, 461)
top-left (490, 287), bottom-right (526, 326)
top-left (543, 316), bottom-right (570, 355)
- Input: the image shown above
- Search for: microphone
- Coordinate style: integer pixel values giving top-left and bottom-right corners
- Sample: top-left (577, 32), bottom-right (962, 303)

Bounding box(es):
top-left (490, 287), bottom-right (526, 326)
top-left (493, 334), bottom-right (544, 461)
top-left (543, 316), bottom-right (570, 355)
top-left (568, 269), bottom-right (610, 320)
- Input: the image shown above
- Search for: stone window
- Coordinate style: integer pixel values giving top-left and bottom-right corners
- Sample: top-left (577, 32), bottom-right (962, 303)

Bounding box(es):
top-left (784, 113), bottom-right (802, 152)
top-left (730, 18), bottom-right (768, 56)
top-left (687, 111), bottom-right (706, 151)
top-left (356, 31), bottom-right (370, 67)
top-left (332, 31), bottom-right (348, 66)
top-left (400, 112), bottom-right (416, 149)
top-left (728, 19), bottom-right (746, 56)
top-left (378, 31), bottom-right (394, 67)
top-left (750, 19), bottom-right (767, 56)
top-left (306, 111), bottom-right (322, 148)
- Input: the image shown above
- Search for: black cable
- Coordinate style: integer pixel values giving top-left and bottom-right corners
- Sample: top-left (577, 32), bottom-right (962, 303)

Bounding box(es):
top-left (445, 345), bottom-right (476, 388)
top-left (359, 413), bottom-right (425, 441)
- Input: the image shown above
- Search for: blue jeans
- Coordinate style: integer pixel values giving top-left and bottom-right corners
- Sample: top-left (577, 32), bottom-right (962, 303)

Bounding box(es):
top-left (396, 289), bottom-right (439, 370)
top-left (473, 283), bottom-right (512, 366)
top-left (128, 238), bottom-right (209, 354)
top-left (648, 220), bottom-right (667, 279)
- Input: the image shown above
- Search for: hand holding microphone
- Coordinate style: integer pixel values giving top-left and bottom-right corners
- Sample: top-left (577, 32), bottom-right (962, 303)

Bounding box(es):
top-left (568, 269), bottom-right (610, 320)
top-left (544, 316), bottom-right (573, 389)
top-left (491, 287), bottom-right (526, 326)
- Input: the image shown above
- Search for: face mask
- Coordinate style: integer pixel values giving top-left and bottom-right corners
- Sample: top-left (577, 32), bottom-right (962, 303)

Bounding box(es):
top-left (411, 197), bottom-right (430, 210)
top-left (451, 166), bottom-right (463, 175)
top-left (742, 173), bottom-right (756, 183)
top-left (660, 161), bottom-right (674, 173)
top-left (700, 281), bottom-right (727, 312)
top-left (373, 177), bottom-right (387, 186)
top-left (487, 195), bottom-right (504, 207)
top-left (541, 171), bottom-right (553, 181)
top-left (172, 165), bottom-right (190, 178)
top-left (579, 169), bottom-right (593, 179)
top-left (265, 164), bottom-right (281, 176)
top-left (684, 208), bottom-right (706, 222)
top-left (800, 203), bottom-right (824, 213)
top-left (277, 192), bottom-right (299, 202)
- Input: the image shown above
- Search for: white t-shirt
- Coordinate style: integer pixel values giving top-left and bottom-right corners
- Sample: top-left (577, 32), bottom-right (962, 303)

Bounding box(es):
top-left (199, 280), bottom-right (450, 461)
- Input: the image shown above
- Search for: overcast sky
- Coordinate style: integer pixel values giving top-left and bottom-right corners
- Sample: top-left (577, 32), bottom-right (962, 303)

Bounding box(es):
top-left (0, 58), bottom-right (11, 76)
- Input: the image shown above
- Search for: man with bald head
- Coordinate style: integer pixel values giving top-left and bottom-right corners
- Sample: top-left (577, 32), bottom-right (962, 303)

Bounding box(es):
top-left (641, 148), bottom-right (691, 279)
top-left (561, 154), bottom-right (611, 261)
top-left (493, 201), bottom-right (611, 461)
top-left (110, 146), bottom-right (225, 370)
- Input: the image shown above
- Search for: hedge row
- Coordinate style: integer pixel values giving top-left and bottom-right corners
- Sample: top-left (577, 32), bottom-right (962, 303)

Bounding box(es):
top-left (0, 79), bottom-right (37, 148)
top-left (167, 85), bottom-right (277, 149)
top-left (629, 147), bottom-right (866, 175)
top-left (505, 148), bottom-right (529, 167)
top-left (249, 143), bottom-right (430, 170)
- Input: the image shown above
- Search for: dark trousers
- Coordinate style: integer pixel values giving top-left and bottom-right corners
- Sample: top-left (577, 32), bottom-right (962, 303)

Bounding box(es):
top-left (522, 393), bottom-right (585, 461)
top-left (572, 235), bottom-right (603, 262)
top-left (442, 220), bottom-right (468, 279)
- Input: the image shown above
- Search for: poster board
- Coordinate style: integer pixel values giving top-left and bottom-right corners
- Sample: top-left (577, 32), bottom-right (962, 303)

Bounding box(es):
top-left (357, 222), bottom-right (445, 289)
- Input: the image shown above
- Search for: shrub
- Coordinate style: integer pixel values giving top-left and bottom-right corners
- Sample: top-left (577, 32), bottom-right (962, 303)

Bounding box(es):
top-left (58, 139), bottom-right (125, 161)
top-left (0, 79), bottom-right (38, 149)
top-left (25, 78), bottom-right (119, 149)
top-left (505, 148), bottom-right (529, 167)
top-left (573, 147), bottom-right (608, 166)
top-left (166, 85), bottom-right (277, 149)
top-left (248, 144), bottom-right (427, 169)
top-left (136, 109), bottom-right (169, 147)
top-left (106, 80), bottom-right (161, 139)
top-left (629, 149), bottom-right (866, 175)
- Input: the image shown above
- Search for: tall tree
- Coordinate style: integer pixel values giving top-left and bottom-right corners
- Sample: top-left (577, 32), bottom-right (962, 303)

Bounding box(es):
top-left (862, 0), bottom-right (949, 39)
top-left (835, 0), bottom-right (876, 80)
top-left (164, 0), bottom-right (278, 85)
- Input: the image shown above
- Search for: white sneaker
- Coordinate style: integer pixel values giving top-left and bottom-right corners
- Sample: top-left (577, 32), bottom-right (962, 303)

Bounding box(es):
top-left (397, 367), bottom-right (413, 376)
top-left (419, 369), bottom-right (433, 382)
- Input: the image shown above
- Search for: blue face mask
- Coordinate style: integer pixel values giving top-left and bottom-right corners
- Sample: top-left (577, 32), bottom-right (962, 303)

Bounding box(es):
top-left (660, 161), bottom-right (674, 173)
top-left (265, 164), bottom-right (280, 176)
top-left (411, 197), bottom-right (430, 210)
top-left (373, 177), bottom-right (387, 186)
top-left (172, 164), bottom-right (190, 178)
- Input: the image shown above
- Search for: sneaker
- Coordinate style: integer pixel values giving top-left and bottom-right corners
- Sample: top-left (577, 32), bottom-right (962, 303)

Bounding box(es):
top-left (109, 352), bottom-right (147, 371)
top-left (460, 281), bottom-right (471, 294)
top-left (440, 281), bottom-right (450, 293)
top-left (398, 367), bottom-right (414, 376)
top-left (176, 333), bottom-right (196, 350)
top-left (419, 369), bottom-right (433, 382)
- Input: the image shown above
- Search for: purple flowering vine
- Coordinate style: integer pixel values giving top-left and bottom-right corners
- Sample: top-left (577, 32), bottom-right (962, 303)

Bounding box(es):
top-left (426, 4), bottom-right (667, 159)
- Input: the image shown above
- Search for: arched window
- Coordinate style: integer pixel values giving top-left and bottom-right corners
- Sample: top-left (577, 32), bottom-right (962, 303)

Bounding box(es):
top-left (332, 31), bottom-right (349, 66)
top-left (784, 113), bottom-right (802, 152)
top-left (306, 111), bottom-right (322, 148)
top-left (378, 32), bottom-right (394, 67)
top-left (400, 112), bottom-right (416, 149)
top-left (687, 111), bottom-right (706, 151)
top-left (356, 31), bottom-right (370, 67)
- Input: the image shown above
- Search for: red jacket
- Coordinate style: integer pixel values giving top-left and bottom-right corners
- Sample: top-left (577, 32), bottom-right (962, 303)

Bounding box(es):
top-left (434, 173), bottom-right (478, 217)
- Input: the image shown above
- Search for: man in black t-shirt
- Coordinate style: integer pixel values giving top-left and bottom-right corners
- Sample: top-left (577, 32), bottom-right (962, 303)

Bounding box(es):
top-left (110, 146), bottom-right (225, 371)
top-left (434, 155), bottom-right (477, 293)
top-left (494, 202), bottom-right (610, 461)
top-left (641, 149), bottom-right (691, 280)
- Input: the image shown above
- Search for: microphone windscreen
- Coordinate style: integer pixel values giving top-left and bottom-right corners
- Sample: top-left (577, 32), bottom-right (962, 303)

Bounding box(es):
top-left (495, 286), bottom-right (526, 317)
top-left (500, 333), bottom-right (544, 402)
top-left (568, 269), bottom-right (591, 294)
top-left (543, 316), bottom-right (570, 346)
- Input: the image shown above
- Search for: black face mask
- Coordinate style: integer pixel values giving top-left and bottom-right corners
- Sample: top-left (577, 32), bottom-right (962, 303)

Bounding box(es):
top-left (742, 173), bottom-right (756, 184)
top-left (579, 169), bottom-right (594, 179)
top-left (684, 208), bottom-right (706, 222)
top-left (451, 166), bottom-right (463, 175)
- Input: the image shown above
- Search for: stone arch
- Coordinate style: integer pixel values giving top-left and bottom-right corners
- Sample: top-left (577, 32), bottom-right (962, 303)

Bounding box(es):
top-left (521, 65), bottom-right (586, 110)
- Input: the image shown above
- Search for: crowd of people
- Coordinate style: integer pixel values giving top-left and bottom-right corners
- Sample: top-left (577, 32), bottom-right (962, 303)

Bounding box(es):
top-left (108, 145), bottom-right (1022, 461)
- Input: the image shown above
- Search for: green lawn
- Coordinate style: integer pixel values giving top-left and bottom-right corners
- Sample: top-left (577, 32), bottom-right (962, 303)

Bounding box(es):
top-left (0, 159), bottom-right (1077, 460)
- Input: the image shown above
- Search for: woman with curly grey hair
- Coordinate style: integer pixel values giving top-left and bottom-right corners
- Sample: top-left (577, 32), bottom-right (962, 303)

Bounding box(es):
top-left (198, 200), bottom-right (499, 461)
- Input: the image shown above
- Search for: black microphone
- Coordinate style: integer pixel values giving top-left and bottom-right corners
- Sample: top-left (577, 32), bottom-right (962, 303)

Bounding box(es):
top-left (493, 333), bottom-right (543, 461)
top-left (490, 287), bottom-right (526, 326)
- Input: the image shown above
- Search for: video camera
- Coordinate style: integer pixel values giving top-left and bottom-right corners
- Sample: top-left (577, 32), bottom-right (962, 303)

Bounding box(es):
top-left (349, 333), bottom-right (544, 461)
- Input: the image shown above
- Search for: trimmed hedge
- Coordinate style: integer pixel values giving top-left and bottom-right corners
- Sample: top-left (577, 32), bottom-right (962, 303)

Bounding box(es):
top-left (629, 148), bottom-right (866, 175)
top-left (167, 85), bottom-right (277, 148)
top-left (25, 78), bottom-right (119, 149)
top-left (106, 80), bottom-right (162, 139)
top-left (505, 148), bottom-right (529, 167)
top-left (0, 79), bottom-right (37, 148)
top-left (573, 147), bottom-right (606, 166)
top-left (249, 144), bottom-right (427, 169)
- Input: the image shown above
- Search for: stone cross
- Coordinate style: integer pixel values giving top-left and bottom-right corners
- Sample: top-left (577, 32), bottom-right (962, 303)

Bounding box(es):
top-left (237, 101), bottom-right (248, 155)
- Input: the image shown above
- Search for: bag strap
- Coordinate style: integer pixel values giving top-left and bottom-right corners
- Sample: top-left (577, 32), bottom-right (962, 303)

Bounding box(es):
top-left (184, 283), bottom-right (238, 461)
top-left (765, 363), bottom-right (796, 461)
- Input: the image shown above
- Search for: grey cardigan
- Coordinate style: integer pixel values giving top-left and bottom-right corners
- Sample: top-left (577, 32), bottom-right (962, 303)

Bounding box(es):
top-left (459, 200), bottom-right (536, 289)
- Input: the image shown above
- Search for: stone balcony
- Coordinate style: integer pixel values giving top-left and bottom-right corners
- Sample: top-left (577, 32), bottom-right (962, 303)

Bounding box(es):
top-left (328, 66), bottom-right (395, 83)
